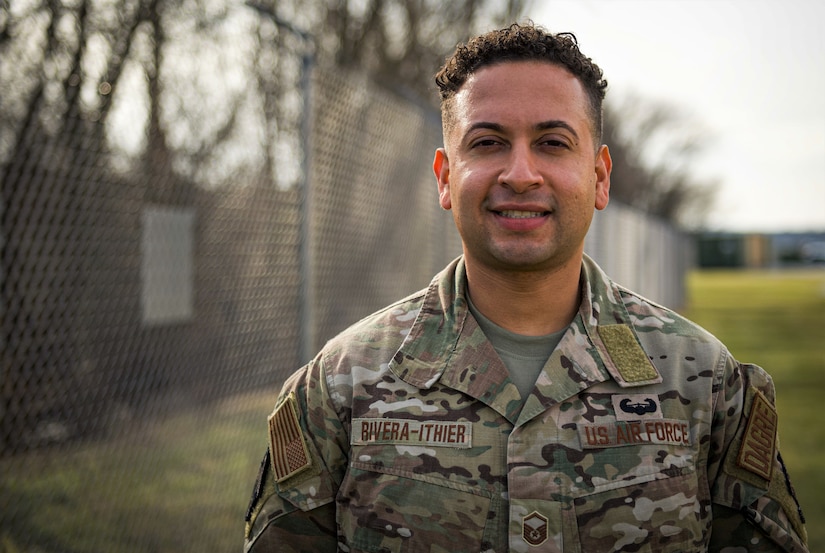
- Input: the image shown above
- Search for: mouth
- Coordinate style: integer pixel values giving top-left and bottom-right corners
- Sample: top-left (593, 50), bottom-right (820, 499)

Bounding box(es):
top-left (495, 209), bottom-right (550, 219)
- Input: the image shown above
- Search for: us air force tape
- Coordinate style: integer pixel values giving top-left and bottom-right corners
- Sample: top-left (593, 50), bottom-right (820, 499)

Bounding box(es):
top-left (268, 392), bottom-right (312, 483)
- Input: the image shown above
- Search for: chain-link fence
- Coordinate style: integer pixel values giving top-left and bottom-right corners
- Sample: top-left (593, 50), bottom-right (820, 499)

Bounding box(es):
top-left (1, 4), bottom-right (689, 551)
top-left (587, 204), bottom-right (692, 310)
top-left (0, 5), bottom-right (452, 549)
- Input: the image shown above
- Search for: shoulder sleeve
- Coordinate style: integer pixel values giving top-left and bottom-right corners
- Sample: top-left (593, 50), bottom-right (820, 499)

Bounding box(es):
top-left (708, 356), bottom-right (808, 552)
top-left (244, 356), bottom-right (348, 553)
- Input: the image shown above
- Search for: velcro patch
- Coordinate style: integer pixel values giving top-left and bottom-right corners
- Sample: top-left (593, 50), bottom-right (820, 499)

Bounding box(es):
top-left (737, 389), bottom-right (777, 481)
top-left (352, 418), bottom-right (472, 448)
top-left (580, 418), bottom-right (691, 448)
top-left (598, 325), bottom-right (660, 384)
top-left (268, 393), bottom-right (312, 482)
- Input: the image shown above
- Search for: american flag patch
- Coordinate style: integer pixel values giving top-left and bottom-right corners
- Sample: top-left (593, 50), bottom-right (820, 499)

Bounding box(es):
top-left (268, 393), bottom-right (311, 482)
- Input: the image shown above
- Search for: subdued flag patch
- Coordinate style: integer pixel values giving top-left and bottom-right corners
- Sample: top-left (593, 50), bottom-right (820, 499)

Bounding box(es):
top-left (268, 393), bottom-right (312, 482)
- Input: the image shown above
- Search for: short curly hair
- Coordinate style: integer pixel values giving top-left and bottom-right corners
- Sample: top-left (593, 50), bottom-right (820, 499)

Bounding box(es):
top-left (435, 22), bottom-right (608, 146)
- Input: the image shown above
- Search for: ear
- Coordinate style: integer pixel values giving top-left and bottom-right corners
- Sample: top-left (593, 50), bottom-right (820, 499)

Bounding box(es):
top-left (433, 148), bottom-right (452, 210)
top-left (594, 144), bottom-right (611, 211)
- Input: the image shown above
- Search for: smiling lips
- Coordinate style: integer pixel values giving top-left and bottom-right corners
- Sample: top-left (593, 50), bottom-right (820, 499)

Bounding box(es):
top-left (491, 208), bottom-right (552, 232)
top-left (496, 209), bottom-right (549, 219)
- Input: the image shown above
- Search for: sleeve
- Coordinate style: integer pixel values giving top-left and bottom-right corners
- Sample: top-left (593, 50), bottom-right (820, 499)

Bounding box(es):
top-left (707, 356), bottom-right (808, 553)
top-left (244, 355), bottom-right (349, 553)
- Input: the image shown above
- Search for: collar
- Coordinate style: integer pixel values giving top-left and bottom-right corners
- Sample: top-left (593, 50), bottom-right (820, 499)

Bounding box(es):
top-left (388, 256), bottom-right (662, 421)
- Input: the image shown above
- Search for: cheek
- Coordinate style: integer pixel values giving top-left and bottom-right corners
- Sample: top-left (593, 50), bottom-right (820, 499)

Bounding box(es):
top-left (446, 168), bottom-right (480, 204)
top-left (553, 170), bottom-right (588, 199)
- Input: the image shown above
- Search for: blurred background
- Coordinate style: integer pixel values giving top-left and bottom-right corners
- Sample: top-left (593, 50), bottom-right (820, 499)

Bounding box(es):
top-left (1, 0), bottom-right (822, 551)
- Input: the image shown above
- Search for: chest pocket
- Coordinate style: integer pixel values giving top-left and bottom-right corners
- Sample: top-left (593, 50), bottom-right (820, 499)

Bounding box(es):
top-left (571, 439), bottom-right (706, 552)
top-left (337, 432), bottom-right (505, 553)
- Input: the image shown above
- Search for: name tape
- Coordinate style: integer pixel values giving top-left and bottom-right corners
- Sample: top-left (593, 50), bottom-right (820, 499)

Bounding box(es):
top-left (352, 418), bottom-right (472, 448)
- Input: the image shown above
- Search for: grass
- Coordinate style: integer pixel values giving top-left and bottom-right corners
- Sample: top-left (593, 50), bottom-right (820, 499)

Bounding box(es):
top-left (1, 268), bottom-right (823, 552)
top-left (0, 390), bottom-right (277, 553)
top-left (681, 267), bottom-right (825, 551)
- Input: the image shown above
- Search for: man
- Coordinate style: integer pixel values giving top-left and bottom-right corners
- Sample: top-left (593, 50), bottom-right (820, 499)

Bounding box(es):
top-left (244, 23), bottom-right (808, 553)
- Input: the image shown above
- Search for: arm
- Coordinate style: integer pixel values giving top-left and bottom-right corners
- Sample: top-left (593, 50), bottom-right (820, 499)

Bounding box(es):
top-left (245, 357), bottom-right (348, 552)
top-left (708, 357), bottom-right (808, 552)
top-left (244, 450), bottom-right (338, 553)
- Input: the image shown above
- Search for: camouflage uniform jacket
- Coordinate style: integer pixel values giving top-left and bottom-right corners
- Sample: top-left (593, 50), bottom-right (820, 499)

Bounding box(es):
top-left (244, 255), bottom-right (808, 553)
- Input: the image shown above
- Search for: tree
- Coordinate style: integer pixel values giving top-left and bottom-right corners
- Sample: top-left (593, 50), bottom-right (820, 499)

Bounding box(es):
top-left (317, 0), bottom-right (528, 101)
top-left (0, 0), bottom-right (533, 451)
top-left (604, 93), bottom-right (717, 227)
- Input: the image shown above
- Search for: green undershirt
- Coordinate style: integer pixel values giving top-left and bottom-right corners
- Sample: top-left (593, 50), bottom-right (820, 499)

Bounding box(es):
top-left (467, 295), bottom-right (566, 401)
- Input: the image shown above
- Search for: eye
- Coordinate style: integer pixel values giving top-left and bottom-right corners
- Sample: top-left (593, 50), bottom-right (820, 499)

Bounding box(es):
top-left (471, 137), bottom-right (504, 149)
top-left (538, 136), bottom-right (571, 149)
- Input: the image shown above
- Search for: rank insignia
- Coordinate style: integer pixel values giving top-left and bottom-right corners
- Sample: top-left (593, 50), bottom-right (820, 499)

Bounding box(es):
top-left (523, 511), bottom-right (548, 546)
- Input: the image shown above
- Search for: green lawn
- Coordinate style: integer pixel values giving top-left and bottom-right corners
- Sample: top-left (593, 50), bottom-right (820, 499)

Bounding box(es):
top-left (1, 269), bottom-right (823, 552)
top-left (0, 391), bottom-right (276, 553)
top-left (682, 268), bottom-right (825, 551)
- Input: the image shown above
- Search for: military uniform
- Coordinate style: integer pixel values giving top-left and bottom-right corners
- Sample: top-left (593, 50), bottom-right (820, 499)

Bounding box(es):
top-left (244, 255), bottom-right (808, 553)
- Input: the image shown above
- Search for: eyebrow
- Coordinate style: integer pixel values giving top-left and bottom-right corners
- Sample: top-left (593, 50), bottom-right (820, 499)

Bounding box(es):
top-left (536, 120), bottom-right (579, 141)
top-left (464, 120), bottom-right (580, 141)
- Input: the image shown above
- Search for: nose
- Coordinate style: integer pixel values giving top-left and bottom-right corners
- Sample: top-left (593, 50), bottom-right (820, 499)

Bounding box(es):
top-left (498, 143), bottom-right (543, 193)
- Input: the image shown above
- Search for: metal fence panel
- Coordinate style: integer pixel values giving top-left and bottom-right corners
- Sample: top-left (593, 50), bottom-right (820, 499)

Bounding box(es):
top-left (308, 66), bottom-right (460, 354)
top-left (586, 203), bottom-right (692, 309)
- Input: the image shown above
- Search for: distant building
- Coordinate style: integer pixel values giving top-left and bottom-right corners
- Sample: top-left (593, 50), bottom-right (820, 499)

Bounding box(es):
top-left (695, 231), bottom-right (825, 268)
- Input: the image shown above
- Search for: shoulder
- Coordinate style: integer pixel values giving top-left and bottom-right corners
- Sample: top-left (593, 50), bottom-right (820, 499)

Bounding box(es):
top-left (610, 281), bottom-right (736, 388)
top-left (615, 281), bottom-right (721, 345)
top-left (317, 287), bottom-right (428, 372)
top-left (582, 254), bottom-right (719, 347)
top-left (328, 288), bottom-right (426, 346)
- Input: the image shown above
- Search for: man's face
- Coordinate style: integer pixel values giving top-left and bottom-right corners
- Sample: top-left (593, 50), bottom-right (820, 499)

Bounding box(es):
top-left (434, 61), bottom-right (611, 275)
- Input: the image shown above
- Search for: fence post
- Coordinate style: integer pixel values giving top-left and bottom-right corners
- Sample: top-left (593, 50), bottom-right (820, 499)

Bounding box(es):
top-left (246, 2), bottom-right (316, 364)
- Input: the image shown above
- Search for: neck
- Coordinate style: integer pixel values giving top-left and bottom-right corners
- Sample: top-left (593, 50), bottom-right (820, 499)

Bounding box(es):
top-left (464, 256), bottom-right (583, 336)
